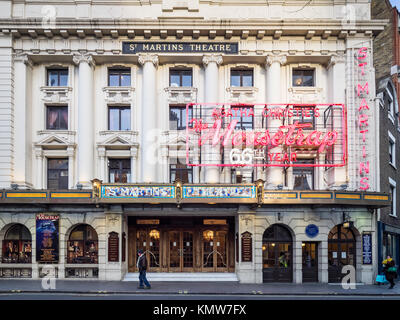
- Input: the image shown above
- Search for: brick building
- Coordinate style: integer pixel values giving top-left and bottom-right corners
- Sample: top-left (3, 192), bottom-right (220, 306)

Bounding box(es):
top-left (372, 0), bottom-right (400, 274)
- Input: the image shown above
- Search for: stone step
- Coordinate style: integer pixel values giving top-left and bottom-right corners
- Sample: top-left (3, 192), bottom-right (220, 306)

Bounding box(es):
top-left (123, 272), bottom-right (239, 282)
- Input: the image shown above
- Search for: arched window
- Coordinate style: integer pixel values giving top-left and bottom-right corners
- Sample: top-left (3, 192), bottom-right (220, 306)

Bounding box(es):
top-left (67, 225), bottom-right (98, 264)
top-left (262, 224), bottom-right (293, 282)
top-left (2, 224), bottom-right (32, 263)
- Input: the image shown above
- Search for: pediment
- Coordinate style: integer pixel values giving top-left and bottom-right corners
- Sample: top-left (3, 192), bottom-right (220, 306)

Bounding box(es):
top-left (36, 135), bottom-right (69, 146)
top-left (99, 134), bottom-right (132, 146)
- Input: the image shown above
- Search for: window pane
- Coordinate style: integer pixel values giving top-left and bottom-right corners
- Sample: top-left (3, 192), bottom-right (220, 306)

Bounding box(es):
top-left (120, 108), bottom-right (131, 130)
top-left (242, 73), bottom-right (253, 86)
top-left (48, 71), bottom-right (59, 86)
top-left (59, 107), bottom-right (68, 130)
top-left (169, 108), bottom-right (180, 130)
top-left (170, 74), bottom-right (181, 87)
top-left (231, 73), bottom-right (240, 87)
top-left (59, 71), bottom-right (68, 86)
top-left (109, 74), bottom-right (120, 87)
top-left (120, 74), bottom-right (131, 86)
top-left (182, 73), bottom-right (192, 87)
top-left (109, 108), bottom-right (120, 130)
top-left (47, 108), bottom-right (59, 129)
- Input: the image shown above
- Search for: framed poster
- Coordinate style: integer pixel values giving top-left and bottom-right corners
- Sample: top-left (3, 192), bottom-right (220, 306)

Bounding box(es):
top-left (36, 214), bottom-right (59, 263)
top-left (362, 233), bottom-right (372, 265)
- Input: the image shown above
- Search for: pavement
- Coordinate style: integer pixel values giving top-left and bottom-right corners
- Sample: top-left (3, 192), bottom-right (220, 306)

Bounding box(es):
top-left (0, 279), bottom-right (399, 296)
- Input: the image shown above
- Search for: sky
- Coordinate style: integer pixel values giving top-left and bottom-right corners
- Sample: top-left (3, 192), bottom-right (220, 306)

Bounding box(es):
top-left (390, 0), bottom-right (400, 10)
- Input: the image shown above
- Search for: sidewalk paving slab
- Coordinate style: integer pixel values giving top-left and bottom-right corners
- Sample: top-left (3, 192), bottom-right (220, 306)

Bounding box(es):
top-left (0, 280), bottom-right (399, 296)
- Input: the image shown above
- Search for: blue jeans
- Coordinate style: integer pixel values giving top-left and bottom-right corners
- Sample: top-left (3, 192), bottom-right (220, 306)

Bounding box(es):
top-left (139, 270), bottom-right (151, 288)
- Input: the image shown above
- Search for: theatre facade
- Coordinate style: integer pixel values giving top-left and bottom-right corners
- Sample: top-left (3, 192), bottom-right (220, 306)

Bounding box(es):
top-left (0, 0), bottom-right (390, 283)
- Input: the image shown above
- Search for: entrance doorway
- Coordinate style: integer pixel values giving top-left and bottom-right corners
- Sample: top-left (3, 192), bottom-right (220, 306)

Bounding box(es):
top-left (328, 225), bottom-right (356, 283)
top-left (302, 242), bottom-right (318, 282)
top-left (202, 230), bottom-right (228, 272)
top-left (262, 224), bottom-right (293, 282)
top-left (168, 231), bottom-right (194, 272)
top-left (128, 217), bottom-right (235, 273)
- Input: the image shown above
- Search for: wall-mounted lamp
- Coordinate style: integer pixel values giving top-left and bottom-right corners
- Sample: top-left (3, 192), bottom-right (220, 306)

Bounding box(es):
top-left (76, 184), bottom-right (83, 190)
top-left (11, 184), bottom-right (18, 190)
top-left (277, 184), bottom-right (283, 190)
top-left (342, 211), bottom-right (353, 229)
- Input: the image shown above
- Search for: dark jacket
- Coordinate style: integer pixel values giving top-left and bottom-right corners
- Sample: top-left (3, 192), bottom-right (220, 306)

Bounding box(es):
top-left (137, 254), bottom-right (148, 272)
top-left (384, 259), bottom-right (397, 281)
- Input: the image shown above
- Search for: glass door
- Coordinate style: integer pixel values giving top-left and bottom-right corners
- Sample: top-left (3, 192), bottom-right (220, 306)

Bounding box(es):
top-left (168, 231), bottom-right (194, 272)
top-left (302, 242), bottom-right (318, 282)
top-left (135, 229), bottom-right (161, 272)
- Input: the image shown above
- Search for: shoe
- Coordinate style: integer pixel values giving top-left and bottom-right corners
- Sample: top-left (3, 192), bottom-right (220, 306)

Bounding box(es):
top-left (145, 286), bottom-right (151, 289)
top-left (137, 286), bottom-right (144, 289)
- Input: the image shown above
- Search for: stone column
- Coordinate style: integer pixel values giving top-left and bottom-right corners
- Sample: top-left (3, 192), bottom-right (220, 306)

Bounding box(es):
top-left (138, 54), bottom-right (159, 183)
top-left (67, 146), bottom-right (75, 189)
top-left (13, 54), bottom-right (33, 188)
top-left (265, 55), bottom-right (287, 188)
top-left (294, 240), bottom-right (303, 284)
top-left (320, 240), bottom-right (329, 283)
top-left (203, 54), bottom-right (223, 183)
top-left (35, 147), bottom-right (43, 189)
top-left (130, 147), bottom-right (138, 183)
top-left (98, 147), bottom-right (106, 182)
top-left (73, 54), bottom-right (95, 188)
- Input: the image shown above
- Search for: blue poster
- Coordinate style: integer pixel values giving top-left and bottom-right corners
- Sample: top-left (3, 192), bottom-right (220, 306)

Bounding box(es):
top-left (36, 214), bottom-right (59, 263)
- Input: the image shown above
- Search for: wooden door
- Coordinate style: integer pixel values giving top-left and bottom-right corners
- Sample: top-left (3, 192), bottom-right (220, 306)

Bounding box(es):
top-left (201, 229), bottom-right (229, 272)
top-left (168, 231), bottom-right (194, 272)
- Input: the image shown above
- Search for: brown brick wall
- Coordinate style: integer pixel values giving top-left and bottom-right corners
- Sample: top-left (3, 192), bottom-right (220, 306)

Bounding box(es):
top-left (372, 0), bottom-right (394, 81)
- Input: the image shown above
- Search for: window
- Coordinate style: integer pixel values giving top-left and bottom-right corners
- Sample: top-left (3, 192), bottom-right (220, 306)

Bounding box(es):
top-left (169, 106), bottom-right (193, 130)
top-left (383, 233), bottom-right (398, 264)
top-left (169, 69), bottom-right (192, 87)
top-left (389, 178), bottom-right (397, 217)
top-left (293, 160), bottom-right (314, 190)
top-left (109, 159), bottom-right (131, 183)
top-left (230, 69), bottom-right (253, 87)
top-left (386, 84), bottom-right (395, 120)
top-left (292, 106), bottom-right (315, 129)
top-left (108, 68), bottom-right (131, 87)
top-left (2, 224), bottom-right (32, 263)
top-left (108, 106), bottom-right (131, 131)
top-left (292, 69), bottom-right (315, 87)
top-left (47, 68), bottom-right (68, 87)
top-left (67, 224), bottom-right (98, 264)
top-left (46, 106), bottom-right (68, 130)
top-left (47, 158), bottom-right (68, 190)
top-left (170, 160), bottom-right (193, 183)
top-left (389, 131), bottom-right (396, 167)
top-left (232, 106), bottom-right (254, 130)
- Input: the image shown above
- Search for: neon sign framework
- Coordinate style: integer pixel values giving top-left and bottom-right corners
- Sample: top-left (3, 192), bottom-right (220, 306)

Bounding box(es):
top-left (185, 103), bottom-right (348, 168)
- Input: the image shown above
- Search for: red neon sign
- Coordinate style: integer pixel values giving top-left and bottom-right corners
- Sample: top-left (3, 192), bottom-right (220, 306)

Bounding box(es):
top-left (185, 103), bottom-right (347, 168)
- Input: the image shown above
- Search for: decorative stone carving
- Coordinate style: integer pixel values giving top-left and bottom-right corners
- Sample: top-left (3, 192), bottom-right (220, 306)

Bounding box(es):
top-left (13, 53), bottom-right (33, 68)
top-left (266, 55), bottom-right (287, 67)
top-left (73, 54), bottom-right (95, 67)
top-left (103, 87), bottom-right (135, 104)
top-left (327, 53), bottom-right (346, 69)
top-left (138, 54), bottom-right (159, 67)
top-left (202, 54), bottom-right (223, 67)
top-left (226, 87), bottom-right (258, 103)
top-left (288, 87), bottom-right (324, 104)
top-left (40, 86), bottom-right (72, 103)
top-left (165, 87), bottom-right (197, 104)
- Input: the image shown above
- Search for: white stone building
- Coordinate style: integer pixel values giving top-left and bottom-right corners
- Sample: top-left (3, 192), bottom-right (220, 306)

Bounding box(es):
top-left (0, 0), bottom-right (390, 283)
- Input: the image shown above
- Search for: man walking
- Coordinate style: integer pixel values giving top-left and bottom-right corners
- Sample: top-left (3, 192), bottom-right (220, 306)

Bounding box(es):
top-left (137, 249), bottom-right (151, 289)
